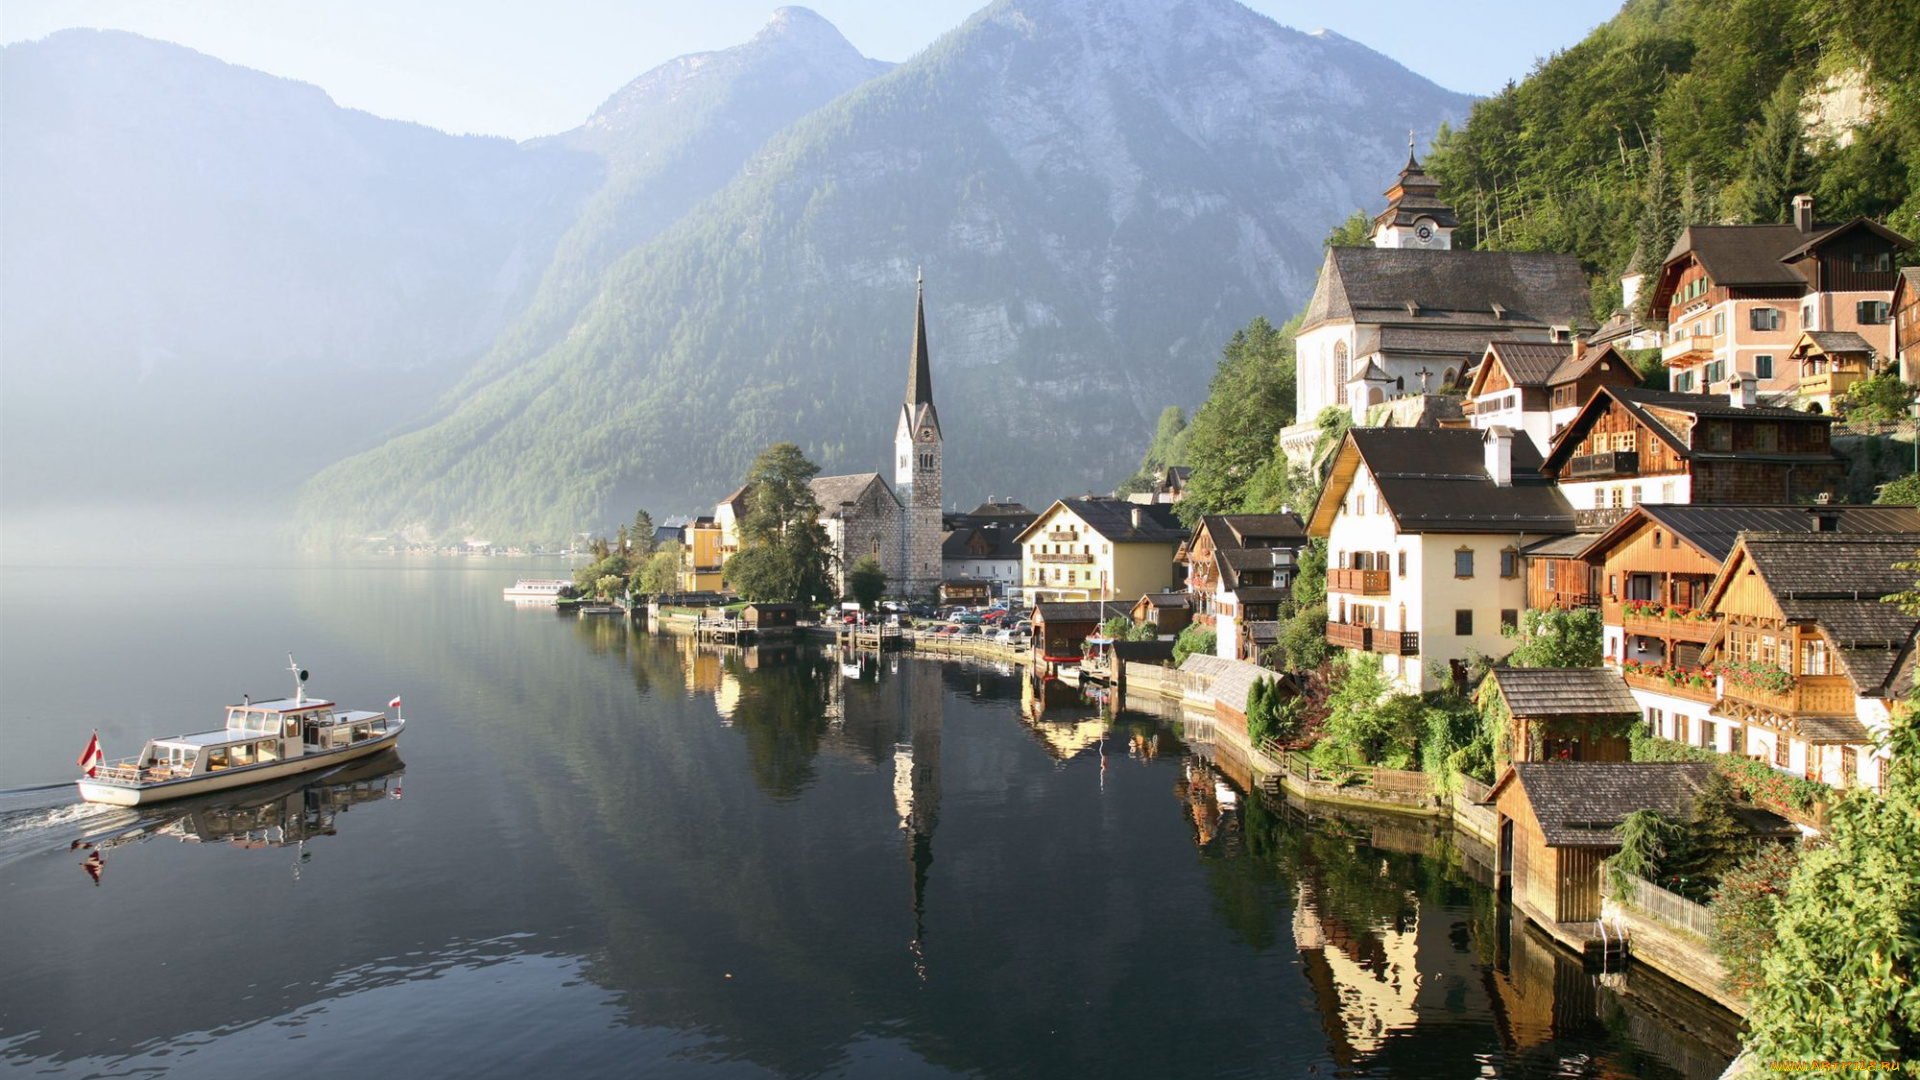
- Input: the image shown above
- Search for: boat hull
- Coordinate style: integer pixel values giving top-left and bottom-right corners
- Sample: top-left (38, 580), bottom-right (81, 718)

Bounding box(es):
top-left (76, 722), bottom-right (405, 806)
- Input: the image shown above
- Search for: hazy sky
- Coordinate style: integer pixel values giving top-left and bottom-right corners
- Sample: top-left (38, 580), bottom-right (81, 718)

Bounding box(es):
top-left (1, 0), bottom-right (1622, 140)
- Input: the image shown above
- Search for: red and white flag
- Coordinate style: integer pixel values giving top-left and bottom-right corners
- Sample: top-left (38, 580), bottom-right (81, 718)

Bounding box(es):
top-left (388, 696), bottom-right (402, 710)
top-left (77, 732), bottom-right (103, 778)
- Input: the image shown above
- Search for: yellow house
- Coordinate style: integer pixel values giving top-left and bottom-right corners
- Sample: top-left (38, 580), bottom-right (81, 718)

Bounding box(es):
top-left (1016, 498), bottom-right (1188, 604)
top-left (678, 517), bottom-right (725, 593)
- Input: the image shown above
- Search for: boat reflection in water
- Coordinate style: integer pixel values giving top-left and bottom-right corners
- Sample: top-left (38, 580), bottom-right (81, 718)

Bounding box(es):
top-left (75, 752), bottom-right (405, 884)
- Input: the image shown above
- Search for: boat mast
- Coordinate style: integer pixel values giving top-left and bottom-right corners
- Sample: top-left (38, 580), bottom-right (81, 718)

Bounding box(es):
top-left (287, 653), bottom-right (308, 705)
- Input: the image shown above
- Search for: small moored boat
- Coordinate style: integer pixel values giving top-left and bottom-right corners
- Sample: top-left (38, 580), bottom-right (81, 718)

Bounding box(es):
top-left (76, 657), bottom-right (405, 807)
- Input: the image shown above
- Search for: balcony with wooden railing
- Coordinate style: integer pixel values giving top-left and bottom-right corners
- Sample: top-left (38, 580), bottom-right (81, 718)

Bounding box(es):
top-left (1031, 551), bottom-right (1094, 564)
top-left (1721, 673), bottom-right (1855, 718)
top-left (1620, 603), bottom-right (1718, 641)
top-left (1326, 621), bottom-right (1372, 650)
top-left (1371, 628), bottom-right (1420, 656)
top-left (1574, 507), bottom-right (1627, 531)
top-left (1327, 568), bottom-right (1390, 596)
top-left (1566, 450), bottom-right (1639, 479)
top-left (1798, 369), bottom-right (1865, 402)
top-left (1621, 664), bottom-right (1719, 704)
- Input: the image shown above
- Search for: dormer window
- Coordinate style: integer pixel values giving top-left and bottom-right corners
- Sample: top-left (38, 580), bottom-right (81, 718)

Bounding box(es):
top-left (1490, 302), bottom-right (1506, 320)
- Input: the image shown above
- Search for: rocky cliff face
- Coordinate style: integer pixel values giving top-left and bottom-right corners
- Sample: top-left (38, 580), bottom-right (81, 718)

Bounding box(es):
top-left (301, 0), bottom-right (1471, 542)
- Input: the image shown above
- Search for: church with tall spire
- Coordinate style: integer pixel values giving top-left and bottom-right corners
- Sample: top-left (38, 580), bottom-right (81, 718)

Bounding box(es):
top-left (895, 270), bottom-right (944, 597)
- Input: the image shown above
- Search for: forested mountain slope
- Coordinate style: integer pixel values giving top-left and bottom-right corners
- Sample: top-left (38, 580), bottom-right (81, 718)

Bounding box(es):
top-left (298, 0), bottom-right (1471, 544)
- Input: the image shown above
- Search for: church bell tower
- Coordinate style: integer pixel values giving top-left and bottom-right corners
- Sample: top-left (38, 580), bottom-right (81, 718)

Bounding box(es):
top-left (895, 270), bottom-right (943, 597)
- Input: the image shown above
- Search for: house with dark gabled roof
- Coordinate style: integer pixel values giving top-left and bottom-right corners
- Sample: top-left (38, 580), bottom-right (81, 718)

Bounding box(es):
top-left (1697, 531), bottom-right (1920, 800)
top-left (1648, 195), bottom-right (1911, 401)
top-left (1787, 329), bottom-right (1877, 415)
top-left (1465, 339), bottom-right (1640, 453)
top-left (1539, 385), bottom-right (1841, 531)
top-left (1578, 503), bottom-right (1920, 796)
top-left (1016, 498), bottom-right (1188, 605)
top-left (1283, 155), bottom-right (1591, 461)
top-left (1179, 513), bottom-right (1307, 661)
top-left (1483, 668), bottom-right (1638, 765)
top-left (1308, 426), bottom-right (1574, 693)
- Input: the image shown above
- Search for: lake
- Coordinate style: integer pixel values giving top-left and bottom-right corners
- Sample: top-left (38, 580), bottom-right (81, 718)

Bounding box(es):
top-left (0, 558), bottom-right (1739, 1078)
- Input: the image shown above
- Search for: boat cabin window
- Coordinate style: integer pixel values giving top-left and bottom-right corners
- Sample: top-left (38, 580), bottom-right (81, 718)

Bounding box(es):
top-left (231, 742), bottom-right (256, 767)
top-left (257, 738), bottom-right (279, 763)
top-left (207, 748), bottom-right (230, 771)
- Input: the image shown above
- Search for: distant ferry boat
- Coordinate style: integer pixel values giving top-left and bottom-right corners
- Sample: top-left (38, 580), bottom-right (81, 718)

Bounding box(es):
top-left (75, 658), bottom-right (405, 807)
top-left (503, 578), bottom-right (573, 601)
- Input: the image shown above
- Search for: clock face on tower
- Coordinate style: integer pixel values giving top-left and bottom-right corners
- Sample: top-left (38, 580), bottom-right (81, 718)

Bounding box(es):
top-left (1416, 224), bottom-right (1434, 242)
top-left (920, 428), bottom-right (934, 442)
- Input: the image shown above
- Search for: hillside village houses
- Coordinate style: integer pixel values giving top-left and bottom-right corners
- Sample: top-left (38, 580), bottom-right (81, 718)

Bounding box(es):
top-left (1895, 266), bottom-right (1920, 382)
top-left (1576, 504), bottom-right (1920, 802)
top-left (1309, 427), bottom-right (1576, 694)
top-left (1179, 514), bottom-right (1308, 661)
top-left (1649, 197), bottom-right (1912, 404)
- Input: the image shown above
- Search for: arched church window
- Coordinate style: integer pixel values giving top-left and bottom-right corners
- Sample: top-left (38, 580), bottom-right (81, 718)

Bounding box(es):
top-left (1334, 341), bottom-right (1350, 405)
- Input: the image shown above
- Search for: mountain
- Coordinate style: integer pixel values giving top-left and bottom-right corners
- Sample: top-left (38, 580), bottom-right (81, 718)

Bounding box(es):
top-left (0, 29), bottom-right (603, 510)
top-left (446, 7), bottom-right (893, 398)
top-left (299, 0), bottom-right (1472, 545)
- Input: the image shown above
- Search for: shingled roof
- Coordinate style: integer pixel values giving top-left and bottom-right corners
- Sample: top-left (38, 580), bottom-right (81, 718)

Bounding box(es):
top-left (1492, 763), bottom-right (1716, 847)
top-left (1314, 428), bottom-right (1575, 535)
top-left (1662, 224), bottom-right (1809, 288)
top-left (1302, 247), bottom-right (1591, 335)
top-left (1487, 668), bottom-right (1639, 718)
top-left (809, 473), bottom-right (896, 515)
top-left (1017, 499), bottom-right (1188, 546)
top-left (1710, 532), bottom-right (1920, 698)
top-left (1480, 340), bottom-right (1572, 389)
top-left (1605, 504), bottom-right (1920, 563)
top-left (1033, 601), bottom-right (1113, 624)
top-left (1542, 385), bottom-right (1835, 472)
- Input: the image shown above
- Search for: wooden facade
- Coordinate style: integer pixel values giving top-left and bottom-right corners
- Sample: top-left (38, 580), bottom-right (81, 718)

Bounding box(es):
top-left (1493, 778), bottom-right (1607, 924)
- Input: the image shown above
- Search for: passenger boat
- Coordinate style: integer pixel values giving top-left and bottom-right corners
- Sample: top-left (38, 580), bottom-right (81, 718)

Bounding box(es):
top-left (503, 578), bottom-right (572, 601)
top-left (76, 658), bottom-right (405, 807)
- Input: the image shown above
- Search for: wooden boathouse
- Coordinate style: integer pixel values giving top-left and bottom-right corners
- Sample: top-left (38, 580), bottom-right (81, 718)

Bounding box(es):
top-left (1486, 761), bottom-right (1715, 954)
top-left (1482, 668), bottom-right (1637, 764)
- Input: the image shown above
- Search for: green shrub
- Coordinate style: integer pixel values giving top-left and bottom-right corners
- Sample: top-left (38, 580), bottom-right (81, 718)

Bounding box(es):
top-left (1710, 842), bottom-right (1800, 995)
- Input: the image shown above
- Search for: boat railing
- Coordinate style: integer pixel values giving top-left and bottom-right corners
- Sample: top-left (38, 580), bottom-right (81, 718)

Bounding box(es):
top-left (90, 758), bottom-right (187, 783)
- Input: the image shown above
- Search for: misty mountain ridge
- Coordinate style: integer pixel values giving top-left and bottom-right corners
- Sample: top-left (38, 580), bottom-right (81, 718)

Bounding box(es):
top-left (298, 0), bottom-right (1472, 543)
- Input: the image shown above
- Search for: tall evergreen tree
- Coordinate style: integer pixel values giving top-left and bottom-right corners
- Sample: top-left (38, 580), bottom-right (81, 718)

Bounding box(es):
top-left (1736, 80), bottom-right (1811, 225)
top-left (631, 510), bottom-right (657, 556)
top-left (1632, 134), bottom-right (1682, 317)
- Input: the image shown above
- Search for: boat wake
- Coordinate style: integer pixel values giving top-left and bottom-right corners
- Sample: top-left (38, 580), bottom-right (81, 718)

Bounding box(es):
top-left (0, 792), bottom-right (140, 868)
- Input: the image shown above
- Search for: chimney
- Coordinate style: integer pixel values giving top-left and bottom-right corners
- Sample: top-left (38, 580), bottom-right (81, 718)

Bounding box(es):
top-left (1131, 505), bottom-right (1144, 530)
top-left (1729, 375), bottom-right (1757, 409)
top-left (1792, 194), bottom-right (1815, 234)
top-left (1484, 426), bottom-right (1514, 487)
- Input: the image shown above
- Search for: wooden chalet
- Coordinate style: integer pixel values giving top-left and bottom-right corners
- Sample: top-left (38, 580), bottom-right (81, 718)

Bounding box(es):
top-left (1483, 668), bottom-right (1637, 764)
top-left (1130, 591), bottom-right (1193, 637)
top-left (1699, 532), bottom-right (1920, 794)
top-left (1540, 385), bottom-right (1840, 531)
top-left (1465, 339), bottom-right (1639, 454)
top-left (1521, 532), bottom-right (1603, 611)
top-left (739, 603), bottom-right (799, 632)
top-left (1031, 600), bottom-right (1111, 667)
top-left (1489, 762), bottom-right (1715, 933)
top-left (1787, 330), bottom-right (1876, 414)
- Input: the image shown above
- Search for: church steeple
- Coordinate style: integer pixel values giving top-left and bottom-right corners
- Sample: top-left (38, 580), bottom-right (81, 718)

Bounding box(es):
top-left (895, 269), bottom-right (943, 596)
top-left (907, 268), bottom-right (934, 409)
top-left (1371, 130), bottom-right (1457, 250)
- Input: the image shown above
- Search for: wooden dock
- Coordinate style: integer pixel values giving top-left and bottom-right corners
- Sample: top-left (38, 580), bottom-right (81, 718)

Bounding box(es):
top-left (695, 619), bottom-right (755, 644)
top-left (836, 626), bottom-right (904, 651)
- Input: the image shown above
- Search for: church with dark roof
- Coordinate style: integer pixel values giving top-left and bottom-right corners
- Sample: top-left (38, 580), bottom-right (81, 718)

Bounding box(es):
top-left (1283, 145), bottom-right (1593, 460)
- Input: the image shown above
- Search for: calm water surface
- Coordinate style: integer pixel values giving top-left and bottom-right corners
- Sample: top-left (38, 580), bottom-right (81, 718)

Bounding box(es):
top-left (1, 558), bottom-right (1739, 1078)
